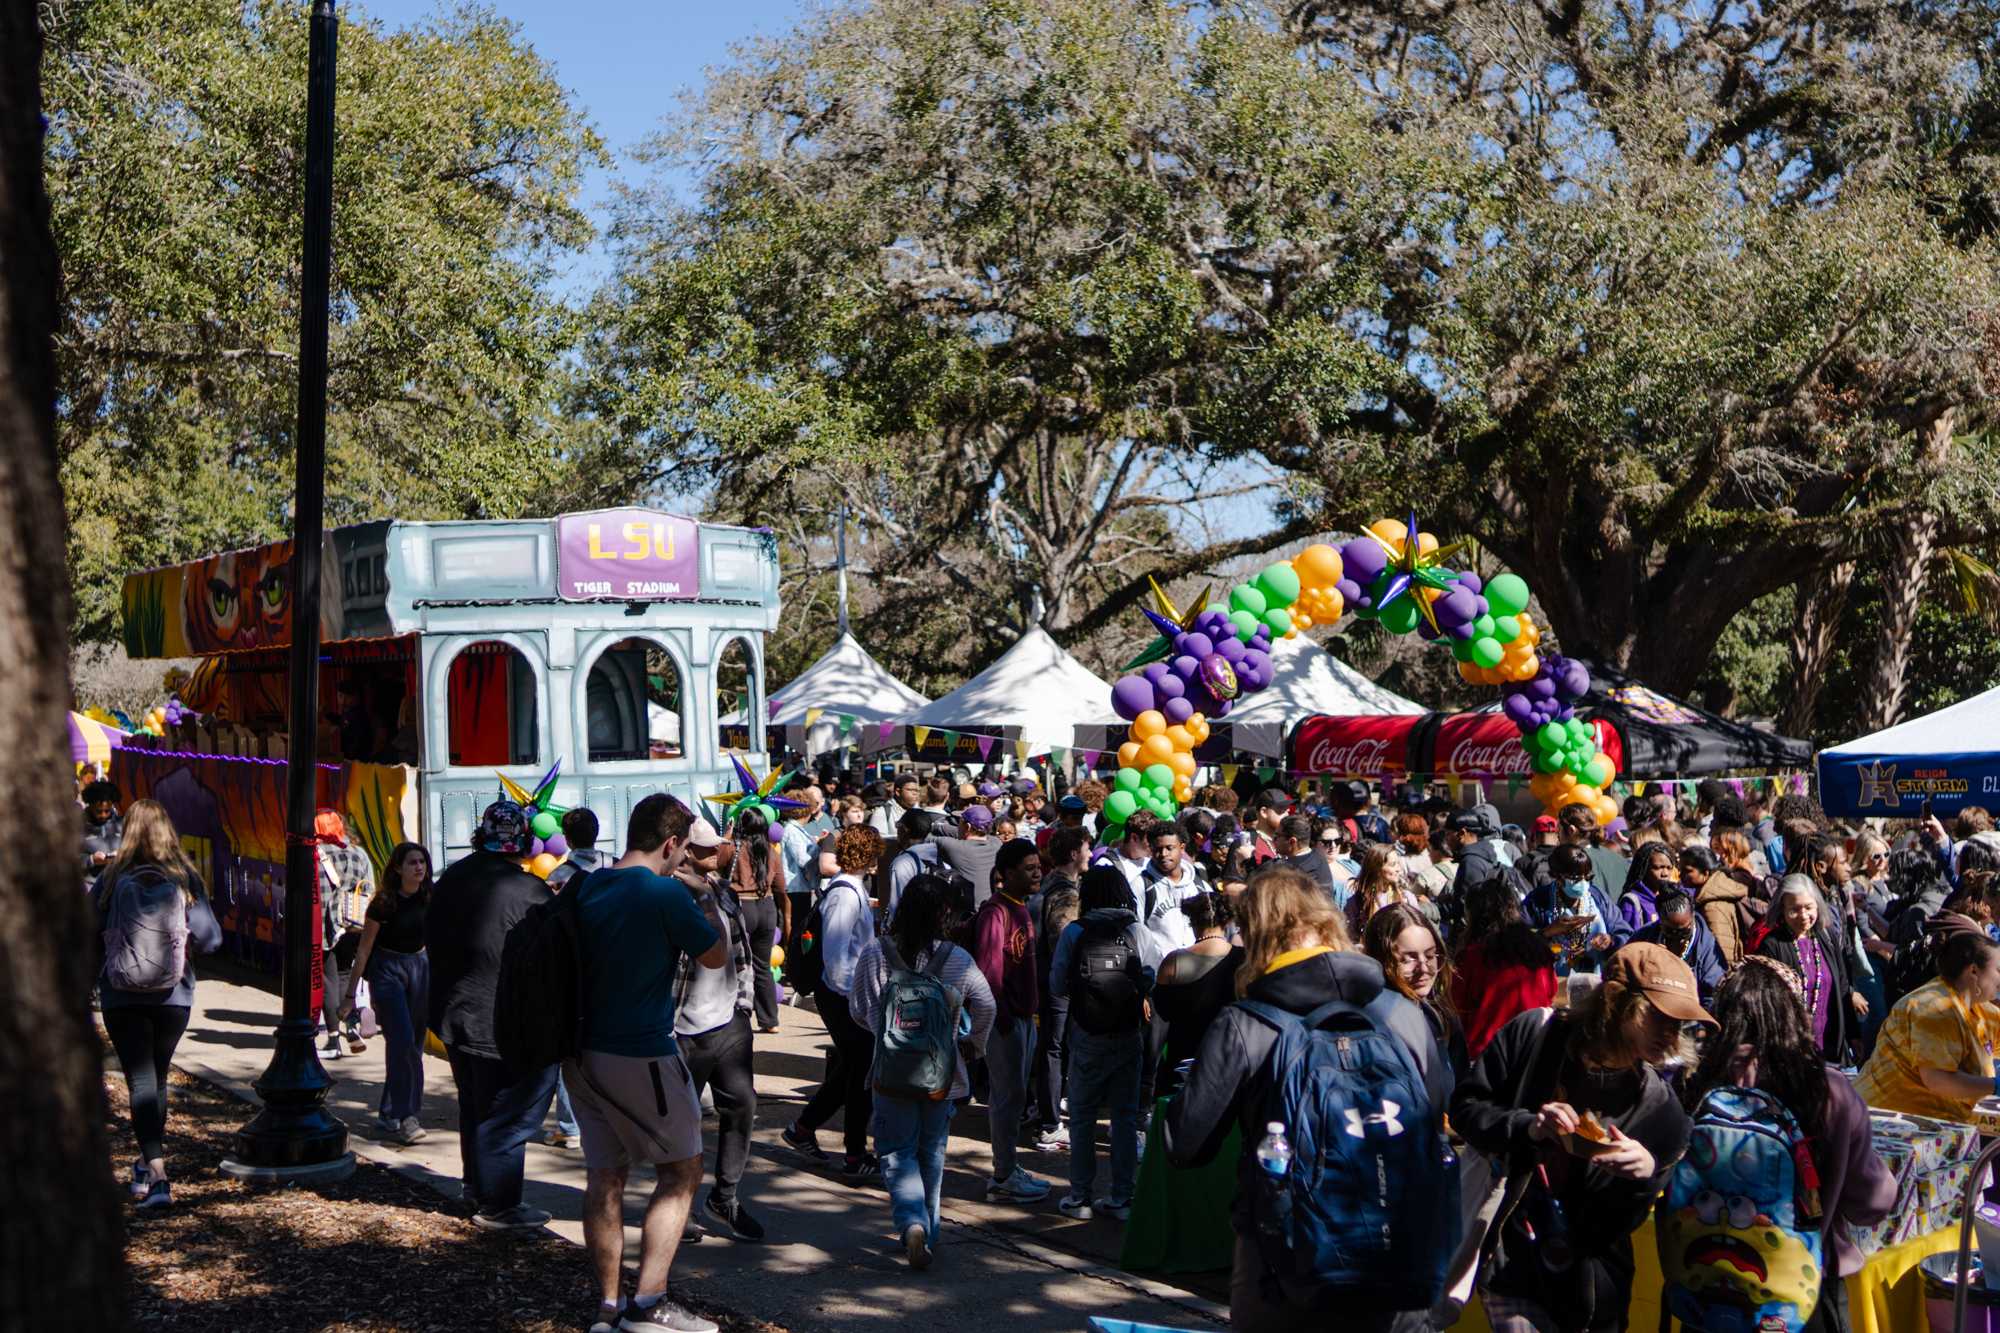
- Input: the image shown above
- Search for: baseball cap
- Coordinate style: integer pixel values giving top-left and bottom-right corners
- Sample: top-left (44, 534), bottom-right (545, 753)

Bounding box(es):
top-left (478, 800), bottom-right (530, 855)
top-left (1253, 788), bottom-right (1295, 812)
top-left (685, 819), bottom-right (726, 851)
top-left (1447, 808), bottom-right (1493, 836)
top-left (1533, 814), bottom-right (1559, 834)
top-left (977, 781), bottom-right (1003, 798)
top-left (1010, 778), bottom-right (1039, 796)
top-left (1340, 780), bottom-right (1371, 805)
top-left (961, 804), bottom-right (995, 829)
top-left (1057, 794), bottom-right (1087, 812)
top-left (1603, 942), bottom-right (1717, 1025)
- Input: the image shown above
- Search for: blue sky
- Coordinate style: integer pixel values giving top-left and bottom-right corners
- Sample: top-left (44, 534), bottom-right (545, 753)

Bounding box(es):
top-left (354, 0), bottom-right (815, 291)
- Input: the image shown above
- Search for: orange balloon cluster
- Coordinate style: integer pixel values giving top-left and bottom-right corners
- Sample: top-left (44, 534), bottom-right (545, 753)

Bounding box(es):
top-left (1288, 542), bottom-right (1346, 631)
top-left (1458, 613), bottom-right (1543, 685)
top-left (1529, 769), bottom-right (1620, 826)
top-left (1117, 708), bottom-right (1209, 804)
top-left (1369, 518), bottom-right (1439, 558)
top-left (526, 852), bottom-right (559, 878)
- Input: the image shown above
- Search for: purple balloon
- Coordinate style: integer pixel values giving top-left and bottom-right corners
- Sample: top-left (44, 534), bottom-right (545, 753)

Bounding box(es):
top-left (1237, 648), bottom-right (1274, 693)
top-left (1142, 660), bottom-right (1171, 685)
top-left (1171, 654), bottom-right (1201, 680)
top-left (1502, 693), bottom-right (1535, 727)
top-left (1334, 577), bottom-right (1363, 607)
top-left (1457, 572), bottom-right (1483, 595)
top-left (1177, 631), bottom-right (1215, 659)
top-left (767, 824), bottom-right (785, 844)
top-left (1342, 538), bottom-right (1389, 584)
top-left (530, 836), bottom-right (546, 856)
top-left (1163, 697), bottom-right (1195, 724)
top-left (544, 833), bottom-right (569, 858)
top-left (1110, 674), bottom-right (1157, 721)
top-left (1215, 636), bottom-right (1246, 663)
top-left (1450, 621), bottom-right (1476, 640)
top-left (1530, 676), bottom-right (1557, 699)
top-left (1416, 619), bottom-right (1441, 641)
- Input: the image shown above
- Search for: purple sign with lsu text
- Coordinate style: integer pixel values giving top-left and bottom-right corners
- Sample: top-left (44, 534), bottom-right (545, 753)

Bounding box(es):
top-left (557, 509), bottom-right (701, 601)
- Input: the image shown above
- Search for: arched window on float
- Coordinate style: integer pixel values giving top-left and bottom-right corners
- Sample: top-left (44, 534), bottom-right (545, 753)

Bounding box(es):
top-left (586, 636), bottom-right (685, 763)
top-left (715, 635), bottom-right (760, 754)
top-left (444, 639), bottom-right (540, 767)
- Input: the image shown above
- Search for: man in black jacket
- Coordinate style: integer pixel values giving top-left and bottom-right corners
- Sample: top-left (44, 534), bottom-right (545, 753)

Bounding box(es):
top-left (426, 800), bottom-right (557, 1231)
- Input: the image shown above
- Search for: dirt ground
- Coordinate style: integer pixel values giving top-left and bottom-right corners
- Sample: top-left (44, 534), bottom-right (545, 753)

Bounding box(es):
top-left (108, 1066), bottom-right (779, 1332)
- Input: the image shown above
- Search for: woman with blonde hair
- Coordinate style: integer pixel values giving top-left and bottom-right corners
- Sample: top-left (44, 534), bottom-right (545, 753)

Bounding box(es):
top-left (1344, 844), bottom-right (1424, 938)
top-left (1164, 866), bottom-right (1450, 1331)
top-left (96, 799), bottom-right (222, 1211)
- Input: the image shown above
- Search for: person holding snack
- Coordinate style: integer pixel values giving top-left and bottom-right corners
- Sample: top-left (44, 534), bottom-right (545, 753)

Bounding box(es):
top-left (1451, 943), bottom-right (1700, 1333)
top-left (1856, 914), bottom-right (2000, 1124)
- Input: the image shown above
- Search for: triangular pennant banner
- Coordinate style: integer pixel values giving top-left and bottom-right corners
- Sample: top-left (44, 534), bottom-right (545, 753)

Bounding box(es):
top-left (1220, 763), bottom-right (1239, 787)
top-left (1079, 749), bottom-right (1100, 770)
top-left (913, 726), bottom-right (931, 750)
top-left (1015, 739), bottom-right (1031, 763)
top-left (804, 707), bottom-right (824, 728)
top-left (1633, 781), bottom-right (1646, 796)
top-left (877, 721), bottom-right (896, 743)
top-left (1729, 778), bottom-right (1745, 797)
top-left (1507, 775), bottom-right (1524, 799)
top-left (837, 713), bottom-right (855, 737)
top-left (942, 730), bottom-right (960, 752)
top-left (1050, 746), bottom-right (1067, 766)
top-left (1256, 766), bottom-right (1276, 784)
top-left (975, 735), bottom-right (996, 760)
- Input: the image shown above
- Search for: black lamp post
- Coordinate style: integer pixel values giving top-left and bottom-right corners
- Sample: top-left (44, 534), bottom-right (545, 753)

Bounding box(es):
top-left (223, 0), bottom-right (353, 1182)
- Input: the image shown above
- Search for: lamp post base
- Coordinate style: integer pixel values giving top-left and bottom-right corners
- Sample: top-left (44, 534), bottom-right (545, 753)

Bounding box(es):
top-left (226, 1015), bottom-right (351, 1172)
top-left (218, 1152), bottom-right (356, 1186)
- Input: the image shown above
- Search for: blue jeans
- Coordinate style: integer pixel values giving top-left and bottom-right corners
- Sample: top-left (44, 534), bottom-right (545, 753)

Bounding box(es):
top-left (365, 948), bottom-right (428, 1123)
top-left (445, 1048), bottom-right (558, 1214)
top-left (872, 1092), bottom-right (956, 1240)
top-left (1066, 1024), bottom-right (1141, 1203)
top-left (553, 1074), bottom-right (578, 1137)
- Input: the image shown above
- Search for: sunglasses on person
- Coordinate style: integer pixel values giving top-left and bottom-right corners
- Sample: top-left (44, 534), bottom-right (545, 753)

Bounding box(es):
top-left (1318, 836), bottom-right (1341, 849)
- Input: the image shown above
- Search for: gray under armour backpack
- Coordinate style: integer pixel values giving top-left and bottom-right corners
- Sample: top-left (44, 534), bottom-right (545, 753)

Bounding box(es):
top-left (101, 869), bottom-right (190, 994)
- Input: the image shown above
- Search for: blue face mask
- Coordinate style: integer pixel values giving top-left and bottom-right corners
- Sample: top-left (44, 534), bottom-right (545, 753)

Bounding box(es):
top-left (1562, 879), bottom-right (1590, 901)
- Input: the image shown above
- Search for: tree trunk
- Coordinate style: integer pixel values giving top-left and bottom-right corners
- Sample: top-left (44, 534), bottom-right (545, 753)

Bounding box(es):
top-left (1779, 560), bottom-right (1856, 741)
top-left (1860, 410), bottom-right (1955, 733)
top-left (0, 0), bottom-right (128, 1323)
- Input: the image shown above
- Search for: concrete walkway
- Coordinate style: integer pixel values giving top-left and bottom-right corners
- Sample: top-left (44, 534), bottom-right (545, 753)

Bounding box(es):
top-left (170, 967), bottom-right (1230, 1333)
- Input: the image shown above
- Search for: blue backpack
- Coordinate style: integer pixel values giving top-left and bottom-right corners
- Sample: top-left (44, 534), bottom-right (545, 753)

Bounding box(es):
top-left (1658, 1085), bottom-right (1824, 1333)
top-left (1238, 997), bottom-right (1459, 1312)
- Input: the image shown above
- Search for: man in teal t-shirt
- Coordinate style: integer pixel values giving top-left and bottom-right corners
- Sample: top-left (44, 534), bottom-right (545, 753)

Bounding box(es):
top-left (564, 794), bottom-right (726, 1333)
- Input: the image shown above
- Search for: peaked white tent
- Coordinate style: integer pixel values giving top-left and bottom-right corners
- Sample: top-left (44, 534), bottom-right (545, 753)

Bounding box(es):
top-left (767, 631), bottom-right (931, 755)
top-left (1818, 683), bottom-right (2000, 819)
top-left (1073, 632), bottom-right (1423, 758)
top-left (899, 625), bottom-right (1114, 749)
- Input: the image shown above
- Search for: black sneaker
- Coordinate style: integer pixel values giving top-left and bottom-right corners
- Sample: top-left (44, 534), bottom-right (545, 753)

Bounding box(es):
top-left (781, 1122), bottom-right (827, 1162)
top-left (841, 1152), bottom-right (880, 1179)
top-left (617, 1296), bottom-right (718, 1332)
top-left (704, 1192), bottom-right (766, 1242)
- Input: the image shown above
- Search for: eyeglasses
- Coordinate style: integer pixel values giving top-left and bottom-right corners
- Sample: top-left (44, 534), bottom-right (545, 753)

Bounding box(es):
top-left (1393, 948), bottom-right (1440, 973)
top-left (1318, 837), bottom-right (1341, 848)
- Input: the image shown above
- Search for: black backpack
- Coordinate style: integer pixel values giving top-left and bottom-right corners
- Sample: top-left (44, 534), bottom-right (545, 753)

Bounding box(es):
top-left (789, 878), bottom-right (853, 998)
top-left (495, 875), bottom-right (589, 1075)
top-left (1070, 918), bottom-right (1143, 1035)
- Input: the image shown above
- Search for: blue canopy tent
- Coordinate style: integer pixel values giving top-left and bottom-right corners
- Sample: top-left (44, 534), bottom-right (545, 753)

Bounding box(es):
top-left (1818, 685), bottom-right (2000, 818)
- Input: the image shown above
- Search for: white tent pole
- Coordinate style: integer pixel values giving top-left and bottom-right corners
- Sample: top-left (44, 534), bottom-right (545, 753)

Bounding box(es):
top-left (835, 499), bottom-right (850, 636)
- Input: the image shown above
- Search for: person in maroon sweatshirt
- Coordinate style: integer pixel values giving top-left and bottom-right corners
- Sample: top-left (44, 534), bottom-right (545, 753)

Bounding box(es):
top-left (974, 839), bottom-right (1052, 1203)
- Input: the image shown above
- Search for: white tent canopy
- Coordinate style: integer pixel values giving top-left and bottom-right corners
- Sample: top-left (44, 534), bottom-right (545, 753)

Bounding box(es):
top-left (899, 625), bottom-right (1114, 749)
top-left (1074, 632), bottom-right (1423, 758)
top-left (767, 631), bottom-right (931, 755)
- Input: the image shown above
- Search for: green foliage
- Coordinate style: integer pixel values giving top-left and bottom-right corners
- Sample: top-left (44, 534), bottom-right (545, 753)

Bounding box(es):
top-left (45, 0), bottom-right (605, 641)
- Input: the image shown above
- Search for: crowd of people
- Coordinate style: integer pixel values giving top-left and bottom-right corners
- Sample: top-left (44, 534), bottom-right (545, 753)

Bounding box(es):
top-left (82, 761), bottom-right (2000, 1333)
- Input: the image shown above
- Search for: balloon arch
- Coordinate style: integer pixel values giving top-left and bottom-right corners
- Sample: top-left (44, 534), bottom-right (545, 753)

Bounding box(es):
top-left (1102, 515), bottom-right (1617, 836)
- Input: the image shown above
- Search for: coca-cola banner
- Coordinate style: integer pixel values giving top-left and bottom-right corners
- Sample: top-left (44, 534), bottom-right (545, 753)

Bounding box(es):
top-left (1432, 713), bottom-right (1623, 777)
top-left (1288, 714), bottom-right (1422, 776)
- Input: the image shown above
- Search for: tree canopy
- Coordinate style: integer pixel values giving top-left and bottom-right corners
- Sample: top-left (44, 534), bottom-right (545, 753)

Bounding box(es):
top-left (47, 0), bottom-right (604, 641)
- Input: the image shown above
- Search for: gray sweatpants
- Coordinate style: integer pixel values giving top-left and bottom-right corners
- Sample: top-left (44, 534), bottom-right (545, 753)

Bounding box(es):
top-left (986, 1014), bottom-right (1034, 1183)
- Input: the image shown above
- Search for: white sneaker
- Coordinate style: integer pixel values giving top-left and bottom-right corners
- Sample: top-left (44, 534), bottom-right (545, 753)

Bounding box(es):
top-left (984, 1168), bottom-right (1052, 1202)
top-left (396, 1117), bottom-right (428, 1144)
top-left (321, 1038), bottom-right (344, 1061)
top-left (1094, 1196), bottom-right (1132, 1221)
top-left (1056, 1193), bottom-right (1093, 1220)
top-left (1033, 1128), bottom-right (1069, 1153)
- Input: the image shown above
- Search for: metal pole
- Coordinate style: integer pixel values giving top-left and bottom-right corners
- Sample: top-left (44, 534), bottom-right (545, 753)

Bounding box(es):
top-left (835, 499), bottom-right (850, 637)
top-left (225, 0), bottom-right (352, 1180)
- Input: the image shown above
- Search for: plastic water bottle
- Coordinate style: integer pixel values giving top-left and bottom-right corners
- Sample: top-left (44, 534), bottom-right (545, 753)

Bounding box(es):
top-left (1256, 1122), bottom-right (1292, 1179)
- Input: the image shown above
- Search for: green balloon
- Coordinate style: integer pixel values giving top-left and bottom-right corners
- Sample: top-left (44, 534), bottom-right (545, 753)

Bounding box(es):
top-left (1571, 737), bottom-right (1598, 764)
top-left (530, 810), bottom-right (559, 840)
top-left (1144, 763), bottom-right (1176, 790)
top-left (1583, 755), bottom-right (1615, 788)
top-left (1114, 767), bottom-right (1143, 792)
top-left (1104, 790), bottom-right (1139, 822)
top-left (1534, 750), bottom-right (1564, 775)
top-left (755, 802), bottom-right (778, 825)
top-left (1566, 717), bottom-right (1590, 743)
top-left (1470, 636), bottom-right (1504, 669)
top-left (1473, 614), bottom-right (1496, 639)
top-left (1492, 615), bottom-right (1521, 645)
top-left (1254, 562), bottom-right (1302, 608)
top-left (1450, 637), bottom-right (1476, 663)
top-left (1381, 598), bottom-right (1423, 635)
top-left (1263, 607), bottom-right (1293, 636)
top-left (1486, 572), bottom-right (1531, 618)
top-left (1536, 722), bottom-right (1567, 753)
top-left (1229, 609), bottom-right (1262, 642)
top-left (1229, 584), bottom-right (1268, 617)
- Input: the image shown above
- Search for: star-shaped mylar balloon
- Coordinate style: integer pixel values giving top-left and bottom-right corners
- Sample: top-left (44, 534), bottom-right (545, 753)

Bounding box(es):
top-left (1120, 575), bottom-right (1214, 671)
top-left (1367, 509), bottom-right (1473, 634)
top-left (705, 753), bottom-right (807, 824)
top-left (497, 758), bottom-right (566, 815)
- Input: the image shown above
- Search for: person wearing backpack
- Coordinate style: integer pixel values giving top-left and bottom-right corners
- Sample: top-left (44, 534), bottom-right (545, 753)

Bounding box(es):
top-left (564, 794), bottom-right (726, 1333)
top-left (1030, 826), bottom-right (1087, 1153)
top-left (1450, 943), bottom-right (1699, 1333)
top-left (95, 799), bottom-right (222, 1212)
top-left (1047, 865), bottom-right (1159, 1220)
top-left (850, 873), bottom-right (996, 1271)
top-left (972, 838), bottom-right (1053, 1204)
top-left (426, 800), bottom-right (562, 1234)
top-left (783, 825), bottom-right (882, 1176)
top-left (1162, 865), bottom-right (1453, 1332)
top-left (1666, 958), bottom-right (1895, 1333)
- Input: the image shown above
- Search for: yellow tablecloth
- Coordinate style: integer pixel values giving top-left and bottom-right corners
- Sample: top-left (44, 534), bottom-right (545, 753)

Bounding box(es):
top-left (1452, 1218), bottom-right (1958, 1333)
